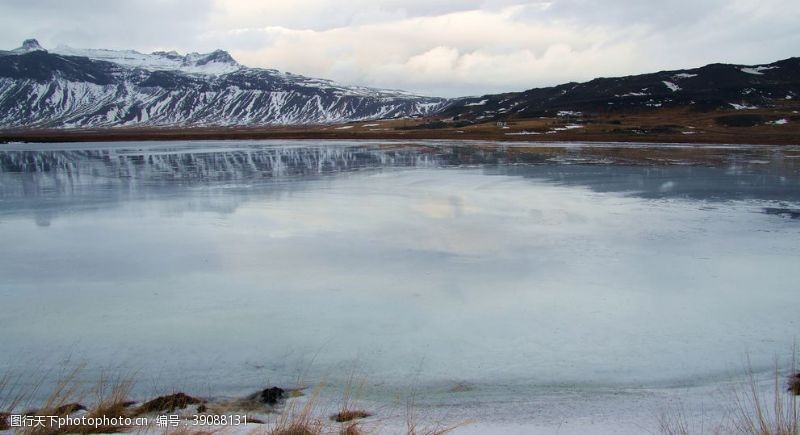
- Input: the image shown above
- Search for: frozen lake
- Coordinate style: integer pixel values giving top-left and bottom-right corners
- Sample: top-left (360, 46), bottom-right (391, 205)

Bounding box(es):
top-left (1, 140), bottom-right (799, 431)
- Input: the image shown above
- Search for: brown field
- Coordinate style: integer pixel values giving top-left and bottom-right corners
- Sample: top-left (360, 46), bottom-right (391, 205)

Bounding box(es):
top-left (1, 106), bottom-right (798, 145)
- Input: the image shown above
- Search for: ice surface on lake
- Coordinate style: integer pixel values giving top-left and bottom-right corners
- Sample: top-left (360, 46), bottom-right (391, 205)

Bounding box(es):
top-left (1, 141), bottom-right (799, 406)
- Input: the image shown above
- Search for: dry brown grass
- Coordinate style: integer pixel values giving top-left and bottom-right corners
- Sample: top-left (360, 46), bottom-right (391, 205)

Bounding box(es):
top-left (134, 392), bottom-right (203, 415)
top-left (660, 354), bottom-right (799, 435)
top-left (404, 392), bottom-right (464, 435)
top-left (727, 363), bottom-right (798, 435)
top-left (250, 375), bottom-right (464, 435)
top-left (331, 410), bottom-right (372, 423)
top-left (3, 367), bottom-right (467, 435)
top-left (657, 405), bottom-right (691, 435)
top-left (788, 374), bottom-right (800, 397)
top-left (657, 402), bottom-right (725, 435)
top-left (160, 426), bottom-right (221, 435)
top-left (13, 368), bottom-right (88, 434)
top-left (330, 372), bottom-right (373, 425)
top-left (16, 369), bottom-right (137, 435)
top-left (4, 105), bottom-right (800, 145)
top-left (405, 420), bottom-right (461, 435)
top-left (338, 422), bottom-right (364, 435)
top-left (268, 423), bottom-right (322, 435)
top-left (85, 374), bottom-right (135, 419)
top-left (0, 370), bottom-right (25, 430)
top-left (266, 385), bottom-right (325, 435)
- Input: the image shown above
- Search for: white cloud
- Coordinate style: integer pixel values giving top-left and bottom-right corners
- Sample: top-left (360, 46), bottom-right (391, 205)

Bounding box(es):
top-left (209, 6), bottom-right (645, 96)
top-left (1, 0), bottom-right (798, 97)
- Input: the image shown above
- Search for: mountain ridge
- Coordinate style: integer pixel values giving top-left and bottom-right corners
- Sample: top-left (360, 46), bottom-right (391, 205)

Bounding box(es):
top-left (443, 56), bottom-right (799, 121)
top-left (0, 39), bottom-right (798, 131)
top-left (0, 39), bottom-right (446, 128)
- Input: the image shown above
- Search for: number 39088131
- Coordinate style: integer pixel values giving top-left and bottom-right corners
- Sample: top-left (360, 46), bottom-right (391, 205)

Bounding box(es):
top-left (192, 414), bottom-right (247, 426)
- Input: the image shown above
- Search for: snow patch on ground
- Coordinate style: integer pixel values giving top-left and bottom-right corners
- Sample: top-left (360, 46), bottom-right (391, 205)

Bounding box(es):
top-left (740, 66), bottom-right (778, 75)
top-left (548, 124), bottom-right (584, 133)
top-left (662, 81), bottom-right (681, 92)
top-left (768, 118), bottom-right (788, 125)
top-left (673, 73), bottom-right (698, 79)
top-left (465, 99), bottom-right (488, 106)
top-left (505, 131), bottom-right (542, 135)
top-left (729, 103), bottom-right (759, 110)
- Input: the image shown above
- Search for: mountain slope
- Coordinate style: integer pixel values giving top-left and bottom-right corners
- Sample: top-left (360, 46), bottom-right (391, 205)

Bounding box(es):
top-left (0, 39), bottom-right (446, 128)
top-left (1, 39), bottom-right (797, 131)
top-left (442, 58), bottom-right (800, 121)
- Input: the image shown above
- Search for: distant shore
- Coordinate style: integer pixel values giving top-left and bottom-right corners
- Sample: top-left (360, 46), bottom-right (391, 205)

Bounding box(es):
top-left (1, 125), bottom-right (798, 145)
top-left (2, 107), bottom-right (798, 146)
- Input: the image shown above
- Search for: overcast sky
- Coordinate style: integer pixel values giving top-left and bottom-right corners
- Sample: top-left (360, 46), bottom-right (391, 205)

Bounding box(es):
top-left (1, 0), bottom-right (798, 97)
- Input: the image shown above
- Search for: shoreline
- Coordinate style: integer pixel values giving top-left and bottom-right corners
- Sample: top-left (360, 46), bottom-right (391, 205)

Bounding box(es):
top-left (2, 127), bottom-right (799, 146)
top-left (2, 105), bottom-right (799, 146)
top-left (1, 367), bottom-right (797, 434)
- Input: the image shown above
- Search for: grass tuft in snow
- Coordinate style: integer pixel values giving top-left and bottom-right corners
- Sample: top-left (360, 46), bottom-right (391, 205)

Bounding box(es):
top-left (660, 351), bottom-right (799, 435)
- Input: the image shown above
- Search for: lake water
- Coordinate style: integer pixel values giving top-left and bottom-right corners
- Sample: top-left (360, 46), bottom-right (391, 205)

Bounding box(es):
top-left (1, 140), bottom-right (799, 430)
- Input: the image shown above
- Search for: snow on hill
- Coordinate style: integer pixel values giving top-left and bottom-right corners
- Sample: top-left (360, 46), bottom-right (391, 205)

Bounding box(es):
top-left (0, 40), bottom-right (446, 129)
top-left (50, 46), bottom-right (243, 76)
top-left (442, 57), bottom-right (800, 121)
top-left (10, 38), bottom-right (47, 54)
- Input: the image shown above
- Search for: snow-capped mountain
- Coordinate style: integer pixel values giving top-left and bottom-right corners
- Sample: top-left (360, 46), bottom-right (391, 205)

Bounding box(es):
top-left (12, 38), bottom-right (47, 54)
top-left (0, 39), bottom-right (446, 128)
top-left (50, 46), bottom-right (244, 76)
top-left (3, 38), bottom-right (797, 131)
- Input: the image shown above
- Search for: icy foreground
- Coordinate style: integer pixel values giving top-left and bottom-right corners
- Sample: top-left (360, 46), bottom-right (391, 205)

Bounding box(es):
top-left (1, 141), bottom-right (798, 433)
top-left (0, 40), bottom-right (445, 128)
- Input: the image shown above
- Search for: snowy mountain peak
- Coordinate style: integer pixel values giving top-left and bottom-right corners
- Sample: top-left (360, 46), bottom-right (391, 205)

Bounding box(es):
top-left (180, 49), bottom-right (240, 74)
top-left (13, 38), bottom-right (46, 53)
top-left (151, 50), bottom-right (182, 60)
top-left (196, 50), bottom-right (237, 66)
top-left (49, 44), bottom-right (242, 75)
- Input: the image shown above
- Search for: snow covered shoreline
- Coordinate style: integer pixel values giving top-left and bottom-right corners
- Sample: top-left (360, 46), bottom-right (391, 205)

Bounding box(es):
top-left (2, 365), bottom-right (796, 434)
